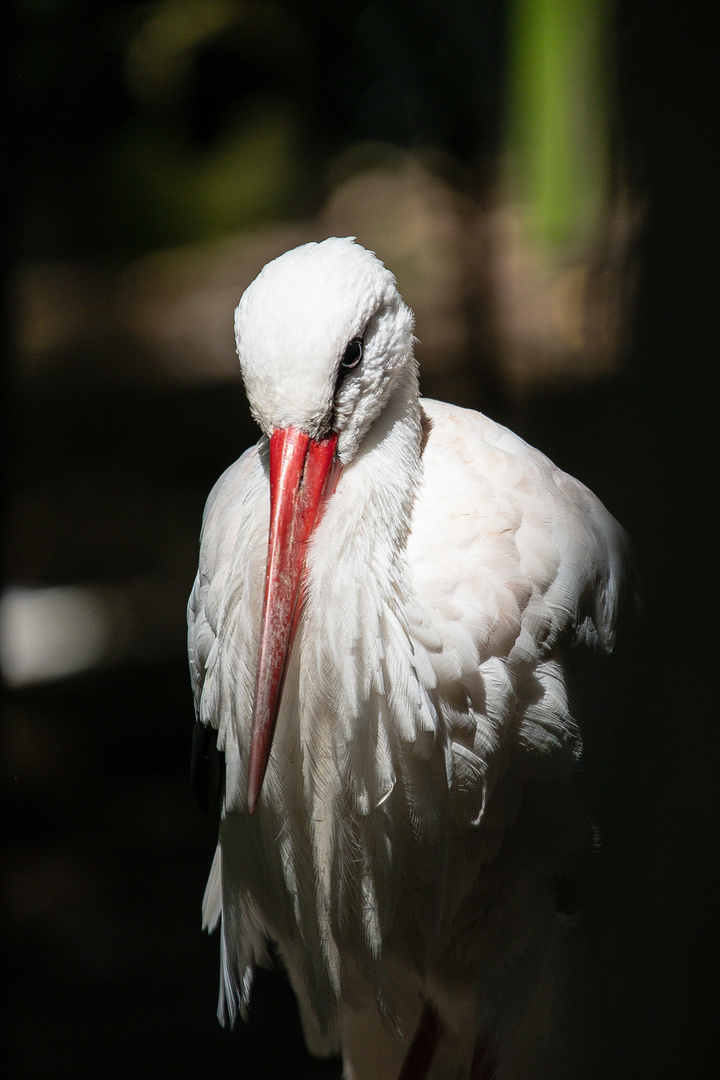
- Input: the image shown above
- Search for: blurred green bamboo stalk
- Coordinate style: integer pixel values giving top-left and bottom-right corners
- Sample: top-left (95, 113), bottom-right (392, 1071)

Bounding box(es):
top-left (506, 0), bottom-right (614, 250)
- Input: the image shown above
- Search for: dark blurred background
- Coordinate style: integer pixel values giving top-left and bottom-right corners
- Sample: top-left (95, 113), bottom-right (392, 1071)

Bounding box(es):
top-left (2, 1), bottom-right (717, 1077)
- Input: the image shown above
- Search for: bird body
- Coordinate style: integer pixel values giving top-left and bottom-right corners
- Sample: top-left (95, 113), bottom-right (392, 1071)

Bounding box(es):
top-left (188, 238), bottom-right (629, 1078)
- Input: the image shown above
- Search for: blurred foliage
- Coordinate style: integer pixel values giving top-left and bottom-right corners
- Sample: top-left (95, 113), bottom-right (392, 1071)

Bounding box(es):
top-left (10, 0), bottom-right (505, 258)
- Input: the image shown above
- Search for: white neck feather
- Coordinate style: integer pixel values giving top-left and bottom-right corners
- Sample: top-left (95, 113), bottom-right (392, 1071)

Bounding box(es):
top-left (320, 362), bottom-right (424, 560)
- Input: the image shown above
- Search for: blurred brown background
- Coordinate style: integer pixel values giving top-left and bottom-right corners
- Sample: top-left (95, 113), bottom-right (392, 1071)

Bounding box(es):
top-left (2, 2), bottom-right (718, 1077)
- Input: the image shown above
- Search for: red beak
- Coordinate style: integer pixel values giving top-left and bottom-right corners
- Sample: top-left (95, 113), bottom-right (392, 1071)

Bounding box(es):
top-left (247, 426), bottom-right (340, 812)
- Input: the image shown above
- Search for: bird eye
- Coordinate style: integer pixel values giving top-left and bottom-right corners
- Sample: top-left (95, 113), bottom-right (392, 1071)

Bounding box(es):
top-left (340, 337), bottom-right (363, 371)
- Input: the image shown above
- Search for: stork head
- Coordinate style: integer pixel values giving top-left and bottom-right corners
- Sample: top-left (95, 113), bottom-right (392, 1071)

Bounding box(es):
top-left (235, 236), bottom-right (415, 463)
top-left (233, 238), bottom-right (415, 810)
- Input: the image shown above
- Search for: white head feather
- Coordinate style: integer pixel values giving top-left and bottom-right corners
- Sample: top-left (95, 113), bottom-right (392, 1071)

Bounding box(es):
top-left (234, 237), bottom-right (416, 463)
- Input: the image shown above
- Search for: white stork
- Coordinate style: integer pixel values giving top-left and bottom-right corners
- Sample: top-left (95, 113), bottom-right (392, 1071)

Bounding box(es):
top-left (188, 237), bottom-right (630, 1079)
